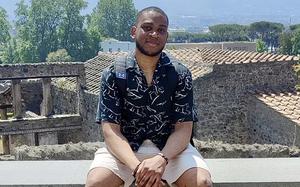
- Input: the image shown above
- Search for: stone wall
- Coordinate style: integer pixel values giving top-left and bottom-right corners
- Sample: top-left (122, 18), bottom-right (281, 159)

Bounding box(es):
top-left (222, 42), bottom-right (256, 51)
top-left (52, 86), bottom-right (102, 143)
top-left (166, 42), bottom-right (256, 52)
top-left (20, 79), bottom-right (101, 143)
top-left (247, 97), bottom-right (300, 146)
top-left (21, 80), bottom-right (43, 114)
top-left (193, 61), bottom-right (297, 144)
top-left (12, 140), bottom-right (300, 160)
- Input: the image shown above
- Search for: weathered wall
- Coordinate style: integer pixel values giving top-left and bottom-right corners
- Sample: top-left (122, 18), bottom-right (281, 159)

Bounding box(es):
top-left (21, 80), bottom-right (43, 114)
top-left (247, 97), bottom-right (300, 146)
top-left (52, 86), bottom-right (102, 143)
top-left (12, 140), bottom-right (300, 160)
top-left (166, 42), bottom-right (256, 52)
top-left (193, 62), bottom-right (297, 144)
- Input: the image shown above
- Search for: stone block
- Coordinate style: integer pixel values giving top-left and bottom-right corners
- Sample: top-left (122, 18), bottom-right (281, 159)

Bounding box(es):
top-left (38, 131), bottom-right (58, 145)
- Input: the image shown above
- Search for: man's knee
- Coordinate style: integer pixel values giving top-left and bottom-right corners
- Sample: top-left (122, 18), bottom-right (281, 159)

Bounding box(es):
top-left (85, 168), bottom-right (123, 187)
top-left (175, 167), bottom-right (213, 187)
top-left (86, 175), bottom-right (119, 187)
top-left (85, 176), bottom-right (102, 187)
top-left (197, 175), bottom-right (213, 187)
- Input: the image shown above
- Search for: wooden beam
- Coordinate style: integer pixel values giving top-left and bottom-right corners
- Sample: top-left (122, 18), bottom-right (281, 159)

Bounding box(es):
top-left (41, 78), bottom-right (52, 117)
top-left (0, 114), bottom-right (82, 135)
top-left (0, 62), bottom-right (85, 80)
top-left (12, 80), bottom-right (22, 119)
top-left (0, 109), bottom-right (7, 120)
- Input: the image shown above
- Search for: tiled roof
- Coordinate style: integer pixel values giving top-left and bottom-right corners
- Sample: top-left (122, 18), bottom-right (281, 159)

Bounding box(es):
top-left (166, 48), bottom-right (299, 65)
top-left (82, 51), bottom-right (213, 94)
top-left (84, 52), bottom-right (126, 94)
top-left (256, 91), bottom-right (300, 124)
top-left (53, 52), bottom-right (125, 94)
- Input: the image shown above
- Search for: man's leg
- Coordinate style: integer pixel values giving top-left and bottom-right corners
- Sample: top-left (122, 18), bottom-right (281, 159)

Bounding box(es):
top-left (174, 167), bottom-right (212, 187)
top-left (85, 167), bottom-right (124, 187)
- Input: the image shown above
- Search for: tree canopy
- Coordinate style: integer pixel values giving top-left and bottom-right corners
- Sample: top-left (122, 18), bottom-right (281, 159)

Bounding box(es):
top-left (0, 7), bottom-right (11, 64)
top-left (46, 49), bottom-right (72, 62)
top-left (249, 21), bottom-right (284, 51)
top-left (209, 24), bottom-right (249, 42)
top-left (89, 0), bottom-right (137, 41)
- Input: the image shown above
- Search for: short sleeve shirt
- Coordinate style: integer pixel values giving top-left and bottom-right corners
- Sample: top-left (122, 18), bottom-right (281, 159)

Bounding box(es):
top-left (96, 52), bottom-right (198, 151)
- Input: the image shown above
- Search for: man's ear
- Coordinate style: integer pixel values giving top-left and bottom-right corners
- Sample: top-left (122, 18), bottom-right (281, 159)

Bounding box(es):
top-left (131, 26), bottom-right (137, 39)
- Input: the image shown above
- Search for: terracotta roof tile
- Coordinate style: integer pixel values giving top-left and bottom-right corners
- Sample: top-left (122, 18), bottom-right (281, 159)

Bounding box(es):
top-left (256, 91), bottom-right (300, 125)
top-left (167, 48), bottom-right (298, 65)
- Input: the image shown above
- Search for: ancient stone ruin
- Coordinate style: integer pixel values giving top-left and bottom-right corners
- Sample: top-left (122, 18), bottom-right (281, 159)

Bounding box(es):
top-left (1, 48), bottom-right (300, 160)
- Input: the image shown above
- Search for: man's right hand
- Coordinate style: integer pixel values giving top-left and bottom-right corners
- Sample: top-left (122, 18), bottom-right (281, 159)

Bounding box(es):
top-left (135, 155), bottom-right (167, 187)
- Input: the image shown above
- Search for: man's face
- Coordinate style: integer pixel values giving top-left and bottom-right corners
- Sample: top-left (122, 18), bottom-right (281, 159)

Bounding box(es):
top-left (131, 11), bottom-right (168, 57)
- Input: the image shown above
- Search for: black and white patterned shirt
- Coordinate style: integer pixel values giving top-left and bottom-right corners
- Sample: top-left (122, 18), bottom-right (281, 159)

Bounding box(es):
top-left (96, 52), bottom-right (197, 151)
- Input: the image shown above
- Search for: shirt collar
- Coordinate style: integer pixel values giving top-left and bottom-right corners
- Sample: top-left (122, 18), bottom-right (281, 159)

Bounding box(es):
top-left (125, 51), bottom-right (172, 70)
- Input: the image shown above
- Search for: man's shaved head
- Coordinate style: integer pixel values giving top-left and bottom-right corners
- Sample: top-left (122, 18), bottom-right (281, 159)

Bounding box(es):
top-left (136, 6), bottom-right (169, 26)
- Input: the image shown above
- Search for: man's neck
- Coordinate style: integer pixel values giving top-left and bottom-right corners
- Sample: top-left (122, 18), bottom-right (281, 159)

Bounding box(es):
top-left (135, 49), bottom-right (160, 73)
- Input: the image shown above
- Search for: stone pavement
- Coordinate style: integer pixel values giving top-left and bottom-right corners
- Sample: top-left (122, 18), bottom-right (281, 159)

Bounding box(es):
top-left (0, 158), bottom-right (299, 187)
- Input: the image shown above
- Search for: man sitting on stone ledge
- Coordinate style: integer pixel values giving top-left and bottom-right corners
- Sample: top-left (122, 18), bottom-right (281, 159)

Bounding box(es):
top-left (85, 6), bottom-right (212, 187)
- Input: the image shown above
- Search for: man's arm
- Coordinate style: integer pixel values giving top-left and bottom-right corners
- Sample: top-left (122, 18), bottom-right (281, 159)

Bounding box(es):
top-left (102, 122), bottom-right (140, 171)
top-left (161, 121), bottom-right (193, 159)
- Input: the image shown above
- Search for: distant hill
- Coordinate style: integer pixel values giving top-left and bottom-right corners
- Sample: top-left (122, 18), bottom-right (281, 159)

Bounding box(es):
top-left (1, 0), bottom-right (300, 28)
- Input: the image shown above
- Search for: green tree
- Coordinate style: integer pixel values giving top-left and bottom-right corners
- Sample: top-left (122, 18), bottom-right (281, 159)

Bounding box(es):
top-left (1, 38), bottom-right (18, 64)
top-left (0, 7), bottom-right (11, 64)
top-left (58, 0), bottom-right (88, 61)
top-left (249, 21), bottom-right (284, 51)
top-left (89, 0), bottom-right (137, 41)
top-left (0, 7), bottom-right (10, 45)
top-left (46, 49), bottom-right (72, 62)
top-left (168, 32), bottom-right (191, 43)
top-left (168, 32), bottom-right (211, 43)
top-left (15, 0), bottom-right (97, 63)
top-left (291, 30), bottom-right (300, 55)
top-left (256, 39), bottom-right (267, 52)
top-left (279, 32), bottom-right (293, 55)
top-left (290, 24), bottom-right (300, 32)
top-left (15, 0), bottom-right (64, 63)
top-left (209, 24), bottom-right (249, 42)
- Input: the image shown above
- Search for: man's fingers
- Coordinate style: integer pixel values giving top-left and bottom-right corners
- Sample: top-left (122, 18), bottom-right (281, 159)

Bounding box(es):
top-left (136, 163), bottom-right (146, 183)
top-left (137, 171), bottom-right (152, 186)
top-left (153, 176), bottom-right (162, 187)
top-left (145, 174), bottom-right (158, 187)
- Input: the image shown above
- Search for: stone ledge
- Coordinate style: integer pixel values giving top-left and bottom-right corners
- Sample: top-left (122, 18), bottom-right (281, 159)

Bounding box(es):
top-left (1, 158), bottom-right (300, 187)
top-left (8, 140), bottom-right (300, 161)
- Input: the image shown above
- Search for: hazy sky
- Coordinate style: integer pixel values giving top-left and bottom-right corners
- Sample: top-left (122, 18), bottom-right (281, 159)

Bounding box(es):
top-left (1, 0), bottom-right (300, 25)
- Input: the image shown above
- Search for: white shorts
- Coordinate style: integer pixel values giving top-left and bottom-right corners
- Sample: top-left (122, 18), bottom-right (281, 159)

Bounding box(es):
top-left (89, 140), bottom-right (210, 187)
